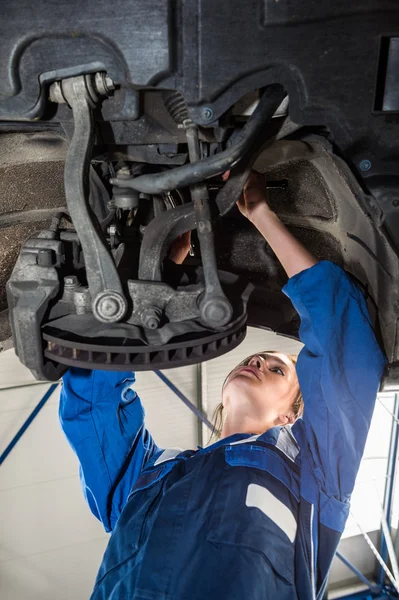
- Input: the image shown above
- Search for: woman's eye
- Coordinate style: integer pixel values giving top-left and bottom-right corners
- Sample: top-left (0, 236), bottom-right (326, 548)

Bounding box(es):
top-left (270, 367), bottom-right (285, 376)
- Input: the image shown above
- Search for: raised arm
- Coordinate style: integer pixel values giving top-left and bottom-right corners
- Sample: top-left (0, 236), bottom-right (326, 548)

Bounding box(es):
top-left (59, 368), bottom-right (161, 532)
top-left (239, 171), bottom-right (387, 502)
top-left (58, 238), bottom-right (194, 532)
top-left (236, 170), bottom-right (319, 278)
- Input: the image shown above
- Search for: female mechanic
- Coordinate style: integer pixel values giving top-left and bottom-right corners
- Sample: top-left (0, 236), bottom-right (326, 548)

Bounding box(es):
top-left (60, 171), bottom-right (386, 600)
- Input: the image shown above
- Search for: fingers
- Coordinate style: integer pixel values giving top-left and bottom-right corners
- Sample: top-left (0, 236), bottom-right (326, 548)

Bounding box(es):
top-left (168, 231), bottom-right (192, 264)
top-left (224, 169), bottom-right (268, 219)
top-left (180, 230), bottom-right (191, 249)
top-left (244, 170), bottom-right (266, 192)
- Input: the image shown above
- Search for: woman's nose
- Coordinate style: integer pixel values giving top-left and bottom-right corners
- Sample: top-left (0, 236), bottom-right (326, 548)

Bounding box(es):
top-left (249, 355), bottom-right (263, 370)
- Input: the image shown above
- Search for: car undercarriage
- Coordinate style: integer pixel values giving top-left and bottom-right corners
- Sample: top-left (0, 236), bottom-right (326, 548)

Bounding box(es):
top-left (1, 1), bottom-right (399, 381)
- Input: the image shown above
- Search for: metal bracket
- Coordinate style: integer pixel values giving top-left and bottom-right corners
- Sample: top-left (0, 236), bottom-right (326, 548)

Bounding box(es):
top-left (127, 279), bottom-right (203, 329)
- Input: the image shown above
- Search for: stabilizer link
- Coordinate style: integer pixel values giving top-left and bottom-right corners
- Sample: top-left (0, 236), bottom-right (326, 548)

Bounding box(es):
top-left (185, 126), bottom-right (233, 329)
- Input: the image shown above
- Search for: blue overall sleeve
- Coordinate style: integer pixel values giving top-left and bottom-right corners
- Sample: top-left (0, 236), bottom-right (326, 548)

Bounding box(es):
top-left (283, 261), bottom-right (387, 506)
top-left (59, 369), bottom-right (161, 532)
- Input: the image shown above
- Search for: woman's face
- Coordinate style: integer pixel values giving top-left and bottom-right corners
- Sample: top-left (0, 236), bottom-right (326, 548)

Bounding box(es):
top-left (222, 353), bottom-right (300, 430)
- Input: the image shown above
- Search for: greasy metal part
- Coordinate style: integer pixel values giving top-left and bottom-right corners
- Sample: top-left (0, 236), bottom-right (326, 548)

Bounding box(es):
top-left (142, 307), bottom-right (162, 330)
top-left (49, 73), bottom-right (115, 106)
top-left (163, 90), bottom-right (191, 125)
top-left (163, 190), bottom-right (195, 256)
top-left (112, 166), bottom-right (140, 210)
top-left (62, 275), bottom-right (80, 302)
top-left (42, 311), bottom-right (248, 372)
top-left (6, 232), bottom-right (65, 380)
top-left (21, 235), bottom-right (64, 266)
top-left (111, 85), bottom-right (286, 194)
top-left (138, 202), bottom-right (196, 281)
top-left (74, 287), bottom-right (92, 315)
top-left (185, 125), bottom-right (232, 329)
top-left (215, 117), bottom-right (285, 217)
top-left (127, 279), bottom-right (203, 327)
top-left (93, 72), bottom-right (116, 97)
top-left (138, 92), bottom-right (287, 289)
top-left (49, 74), bottom-right (127, 324)
top-left (9, 129), bottom-right (397, 378)
top-left (92, 144), bottom-right (188, 165)
top-left (92, 290), bottom-right (127, 323)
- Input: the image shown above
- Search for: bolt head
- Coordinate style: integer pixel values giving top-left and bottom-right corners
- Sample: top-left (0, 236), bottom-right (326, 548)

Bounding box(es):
top-left (93, 291), bottom-right (127, 323)
top-left (359, 159), bottom-right (372, 172)
top-left (99, 297), bottom-right (119, 318)
top-left (117, 166), bottom-right (131, 177)
top-left (146, 317), bottom-right (159, 329)
top-left (142, 307), bottom-right (162, 330)
top-left (94, 72), bottom-right (115, 96)
top-left (202, 107), bottom-right (213, 120)
top-left (200, 296), bottom-right (233, 328)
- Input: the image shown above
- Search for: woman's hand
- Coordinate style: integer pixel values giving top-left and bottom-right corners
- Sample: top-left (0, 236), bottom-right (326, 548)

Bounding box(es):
top-left (224, 169), bottom-right (318, 278)
top-left (223, 170), bottom-right (273, 225)
top-left (168, 231), bottom-right (191, 264)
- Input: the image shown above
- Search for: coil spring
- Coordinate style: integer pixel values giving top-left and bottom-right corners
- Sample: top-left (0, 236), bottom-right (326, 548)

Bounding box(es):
top-left (164, 91), bottom-right (190, 125)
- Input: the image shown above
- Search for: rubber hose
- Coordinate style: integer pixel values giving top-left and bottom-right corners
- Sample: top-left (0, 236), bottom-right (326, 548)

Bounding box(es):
top-left (111, 84), bottom-right (286, 195)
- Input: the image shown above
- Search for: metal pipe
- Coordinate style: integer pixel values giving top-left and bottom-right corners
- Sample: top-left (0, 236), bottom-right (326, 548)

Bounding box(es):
top-left (154, 370), bottom-right (213, 430)
top-left (379, 393), bottom-right (399, 586)
top-left (0, 383), bottom-right (58, 465)
top-left (111, 84), bottom-right (286, 194)
top-left (335, 551), bottom-right (378, 593)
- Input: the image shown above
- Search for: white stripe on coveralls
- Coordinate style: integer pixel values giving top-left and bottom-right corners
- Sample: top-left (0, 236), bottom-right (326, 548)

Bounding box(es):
top-left (246, 483), bottom-right (297, 543)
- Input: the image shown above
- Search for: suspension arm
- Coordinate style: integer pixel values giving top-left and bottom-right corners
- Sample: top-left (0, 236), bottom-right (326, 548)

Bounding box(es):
top-left (50, 75), bottom-right (128, 323)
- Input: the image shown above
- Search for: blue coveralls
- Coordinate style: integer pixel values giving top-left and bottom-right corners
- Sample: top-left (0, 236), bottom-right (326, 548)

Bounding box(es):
top-left (59, 261), bottom-right (387, 600)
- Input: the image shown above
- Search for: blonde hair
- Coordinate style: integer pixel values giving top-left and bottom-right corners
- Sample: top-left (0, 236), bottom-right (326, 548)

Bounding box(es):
top-left (207, 351), bottom-right (304, 446)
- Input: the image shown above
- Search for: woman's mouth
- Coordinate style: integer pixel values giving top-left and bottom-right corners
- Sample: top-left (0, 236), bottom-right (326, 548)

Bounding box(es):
top-left (238, 366), bottom-right (261, 380)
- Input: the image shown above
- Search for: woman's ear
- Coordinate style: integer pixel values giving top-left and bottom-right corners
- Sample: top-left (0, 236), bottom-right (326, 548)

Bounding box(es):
top-left (277, 412), bottom-right (294, 426)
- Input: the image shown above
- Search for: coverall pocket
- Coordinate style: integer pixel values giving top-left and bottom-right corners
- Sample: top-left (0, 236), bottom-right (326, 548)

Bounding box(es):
top-left (94, 462), bottom-right (175, 588)
top-left (206, 446), bottom-right (299, 585)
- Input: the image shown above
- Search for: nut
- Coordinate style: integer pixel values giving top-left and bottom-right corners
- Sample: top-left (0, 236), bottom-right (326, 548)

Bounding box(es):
top-left (64, 275), bottom-right (79, 287)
